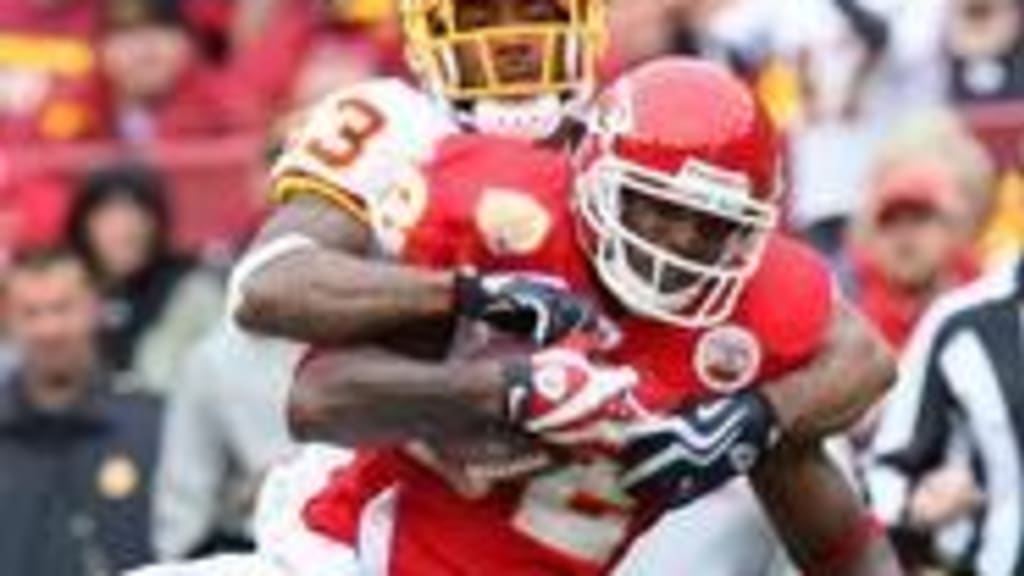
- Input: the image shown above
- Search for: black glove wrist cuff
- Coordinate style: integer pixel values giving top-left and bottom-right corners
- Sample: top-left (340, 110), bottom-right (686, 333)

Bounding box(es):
top-left (733, 390), bottom-right (782, 465)
top-left (453, 267), bottom-right (485, 319)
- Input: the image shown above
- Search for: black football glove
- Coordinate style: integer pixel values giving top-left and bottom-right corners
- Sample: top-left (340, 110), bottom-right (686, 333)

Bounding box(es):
top-left (620, 391), bottom-right (780, 509)
top-left (455, 270), bottom-right (609, 346)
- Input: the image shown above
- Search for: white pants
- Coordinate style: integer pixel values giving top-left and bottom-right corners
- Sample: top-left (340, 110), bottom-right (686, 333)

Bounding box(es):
top-left (128, 554), bottom-right (291, 576)
top-left (130, 445), bottom-right (362, 576)
top-left (614, 479), bottom-right (789, 576)
top-left (617, 437), bottom-right (864, 576)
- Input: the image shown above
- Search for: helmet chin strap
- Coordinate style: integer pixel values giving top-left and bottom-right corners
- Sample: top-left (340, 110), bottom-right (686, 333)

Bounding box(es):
top-left (466, 94), bottom-right (567, 140)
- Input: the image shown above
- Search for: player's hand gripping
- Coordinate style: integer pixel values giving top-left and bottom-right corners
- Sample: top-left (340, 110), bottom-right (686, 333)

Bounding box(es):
top-left (620, 391), bottom-right (780, 508)
top-left (455, 270), bottom-right (609, 346)
top-left (500, 337), bottom-right (642, 450)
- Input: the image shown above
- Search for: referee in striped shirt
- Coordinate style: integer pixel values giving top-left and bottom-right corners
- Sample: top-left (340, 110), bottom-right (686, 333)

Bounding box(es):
top-left (867, 252), bottom-right (1024, 574)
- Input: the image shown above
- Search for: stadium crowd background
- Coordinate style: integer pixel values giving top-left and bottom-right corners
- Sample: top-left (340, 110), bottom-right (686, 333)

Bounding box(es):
top-left (0, 0), bottom-right (1022, 574)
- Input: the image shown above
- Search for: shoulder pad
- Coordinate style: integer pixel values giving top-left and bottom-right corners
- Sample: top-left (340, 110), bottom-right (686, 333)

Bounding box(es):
top-left (735, 234), bottom-right (835, 378)
top-left (271, 78), bottom-right (457, 222)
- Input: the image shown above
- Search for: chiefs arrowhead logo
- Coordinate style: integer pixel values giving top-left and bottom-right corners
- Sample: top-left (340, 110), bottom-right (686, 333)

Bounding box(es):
top-left (475, 188), bottom-right (552, 255)
top-left (694, 324), bottom-right (761, 394)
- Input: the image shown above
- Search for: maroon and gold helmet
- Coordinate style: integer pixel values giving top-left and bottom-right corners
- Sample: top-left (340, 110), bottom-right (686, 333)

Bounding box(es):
top-left (400, 0), bottom-right (606, 137)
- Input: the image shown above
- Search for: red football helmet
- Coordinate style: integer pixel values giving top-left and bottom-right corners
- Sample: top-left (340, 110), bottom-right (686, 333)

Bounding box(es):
top-left (575, 57), bottom-right (782, 328)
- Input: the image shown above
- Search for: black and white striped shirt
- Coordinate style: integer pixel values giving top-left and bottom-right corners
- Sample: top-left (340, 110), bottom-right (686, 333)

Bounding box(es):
top-left (867, 255), bottom-right (1024, 575)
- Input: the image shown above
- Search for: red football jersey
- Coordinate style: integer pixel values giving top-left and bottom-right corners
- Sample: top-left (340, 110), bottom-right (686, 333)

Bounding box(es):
top-left (303, 134), bottom-right (835, 575)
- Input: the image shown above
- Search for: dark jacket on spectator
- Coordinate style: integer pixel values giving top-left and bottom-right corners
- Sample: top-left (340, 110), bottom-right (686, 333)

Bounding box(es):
top-left (0, 369), bottom-right (162, 576)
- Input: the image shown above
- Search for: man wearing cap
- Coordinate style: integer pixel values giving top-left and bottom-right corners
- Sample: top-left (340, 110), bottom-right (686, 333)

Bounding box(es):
top-left (847, 160), bottom-right (979, 350)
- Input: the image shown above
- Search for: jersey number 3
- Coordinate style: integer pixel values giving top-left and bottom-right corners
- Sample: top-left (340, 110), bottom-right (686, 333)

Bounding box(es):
top-left (307, 98), bottom-right (385, 168)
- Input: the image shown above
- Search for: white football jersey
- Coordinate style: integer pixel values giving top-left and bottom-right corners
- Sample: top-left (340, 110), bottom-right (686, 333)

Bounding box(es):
top-left (271, 78), bottom-right (459, 253)
top-left (227, 79), bottom-right (460, 419)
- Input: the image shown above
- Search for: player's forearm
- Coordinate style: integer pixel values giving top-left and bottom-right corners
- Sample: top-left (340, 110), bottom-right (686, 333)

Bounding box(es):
top-left (752, 441), bottom-right (904, 576)
top-left (236, 248), bottom-right (457, 346)
top-left (288, 348), bottom-right (511, 447)
top-left (232, 195), bottom-right (458, 346)
top-left (761, 300), bottom-right (895, 443)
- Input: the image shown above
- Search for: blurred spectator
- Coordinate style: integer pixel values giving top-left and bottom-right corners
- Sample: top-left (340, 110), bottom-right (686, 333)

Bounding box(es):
top-left (0, 248), bottom-right (161, 576)
top-left (699, 0), bottom-right (947, 261)
top-left (153, 326), bottom-right (295, 559)
top-left (267, 27), bottom-right (387, 148)
top-left (66, 0), bottom-right (264, 144)
top-left (867, 251), bottom-right (1024, 572)
top-left (669, 0), bottom-right (759, 74)
top-left (0, 176), bottom-right (72, 267)
top-left (873, 109), bottom-right (998, 244)
top-left (66, 163), bottom-right (224, 395)
top-left (0, 0), bottom-right (100, 144)
top-left (847, 161), bottom-right (979, 350)
top-left (605, 1), bottom-right (677, 71)
top-left (287, 31), bottom-right (384, 113)
top-left (0, 0), bottom-right (101, 260)
top-left (211, 0), bottom-right (319, 121)
top-left (947, 0), bottom-right (1024, 102)
top-left (179, 0), bottom-right (237, 64)
top-left (0, 0), bottom-right (99, 34)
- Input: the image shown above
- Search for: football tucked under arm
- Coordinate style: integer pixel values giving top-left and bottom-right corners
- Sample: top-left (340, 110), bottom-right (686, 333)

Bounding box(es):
top-left (287, 345), bottom-right (566, 479)
top-left (288, 336), bottom-right (646, 485)
top-left (289, 346), bottom-right (511, 445)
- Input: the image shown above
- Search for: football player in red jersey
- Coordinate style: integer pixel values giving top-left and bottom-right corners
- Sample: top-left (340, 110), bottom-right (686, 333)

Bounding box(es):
top-left (229, 0), bottom-right (888, 463)
top-left (209, 2), bottom-right (897, 572)
top-left (132, 1), bottom-right (893, 573)
top-left (274, 59), bottom-right (903, 575)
